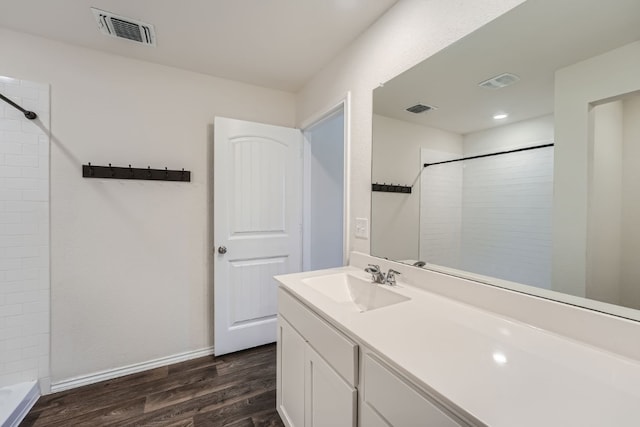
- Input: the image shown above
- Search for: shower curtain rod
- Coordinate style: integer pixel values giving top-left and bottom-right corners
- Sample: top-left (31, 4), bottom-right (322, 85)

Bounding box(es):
top-left (423, 142), bottom-right (554, 168)
top-left (0, 92), bottom-right (38, 120)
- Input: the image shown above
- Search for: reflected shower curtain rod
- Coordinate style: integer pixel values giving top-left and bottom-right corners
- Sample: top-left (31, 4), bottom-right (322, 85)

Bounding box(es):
top-left (389, 142), bottom-right (555, 194)
top-left (423, 142), bottom-right (554, 168)
top-left (0, 92), bottom-right (38, 120)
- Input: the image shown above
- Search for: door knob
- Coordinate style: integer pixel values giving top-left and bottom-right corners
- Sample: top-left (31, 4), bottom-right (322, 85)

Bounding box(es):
top-left (217, 246), bottom-right (227, 254)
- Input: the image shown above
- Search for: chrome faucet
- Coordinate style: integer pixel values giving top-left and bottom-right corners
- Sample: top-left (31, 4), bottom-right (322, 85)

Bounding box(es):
top-left (385, 269), bottom-right (401, 286)
top-left (364, 264), bottom-right (401, 286)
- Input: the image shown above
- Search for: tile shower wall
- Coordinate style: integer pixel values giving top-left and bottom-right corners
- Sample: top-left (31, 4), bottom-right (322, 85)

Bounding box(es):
top-left (0, 75), bottom-right (50, 391)
top-left (418, 116), bottom-right (554, 289)
top-left (461, 116), bottom-right (554, 289)
top-left (460, 146), bottom-right (554, 288)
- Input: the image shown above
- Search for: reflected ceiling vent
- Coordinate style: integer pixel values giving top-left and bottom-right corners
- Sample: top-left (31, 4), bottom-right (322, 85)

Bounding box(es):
top-left (91, 8), bottom-right (156, 46)
top-left (406, 103), bottom-right (437, 114)
top-left (478, 72), bottom-right (520, 89)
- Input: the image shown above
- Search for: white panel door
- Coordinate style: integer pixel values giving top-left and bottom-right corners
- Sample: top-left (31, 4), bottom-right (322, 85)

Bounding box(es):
top-left (214, 117), bottom-right (302, 355)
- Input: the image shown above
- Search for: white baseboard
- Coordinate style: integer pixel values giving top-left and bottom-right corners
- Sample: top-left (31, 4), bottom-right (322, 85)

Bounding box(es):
top-left (50, 346), bottom-right (215, 394)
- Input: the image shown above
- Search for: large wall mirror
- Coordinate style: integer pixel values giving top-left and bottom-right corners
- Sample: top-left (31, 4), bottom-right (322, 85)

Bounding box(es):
top-left (371, 0), bottom-right (640, 321)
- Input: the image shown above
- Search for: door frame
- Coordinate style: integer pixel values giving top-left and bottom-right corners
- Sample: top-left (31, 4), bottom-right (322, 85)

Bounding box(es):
top-left (300, 92), bottom-right (351, 270)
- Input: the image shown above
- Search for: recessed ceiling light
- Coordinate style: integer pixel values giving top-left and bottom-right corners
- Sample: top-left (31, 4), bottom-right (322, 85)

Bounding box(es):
top-left (479, 73), bottom-right (520, 89)
top-left (493, 113), bottom-right (508, 120)
top-left (493, 352), bottom-right (508, 365)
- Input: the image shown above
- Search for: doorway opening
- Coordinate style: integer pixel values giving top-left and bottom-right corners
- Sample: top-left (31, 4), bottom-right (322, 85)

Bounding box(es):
top-left (302, 97), bottom-right (349, 271)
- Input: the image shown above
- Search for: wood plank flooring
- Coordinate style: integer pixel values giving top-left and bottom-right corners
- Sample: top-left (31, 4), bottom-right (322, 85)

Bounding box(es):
top-left (21, 344), bottom-right (284, 427)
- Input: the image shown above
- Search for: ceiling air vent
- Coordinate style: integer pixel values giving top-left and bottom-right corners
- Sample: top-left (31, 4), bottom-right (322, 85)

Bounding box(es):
top-left (91, 8), bottom-right (156, 46)
top-left (478, 72), bottom-right (520, 89)
top-left (406, 104), bottom-right (437, 114)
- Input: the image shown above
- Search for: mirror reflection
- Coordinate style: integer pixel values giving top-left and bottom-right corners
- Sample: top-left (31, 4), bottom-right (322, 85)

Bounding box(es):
top-left (371, 0), bottom-right (640, 317)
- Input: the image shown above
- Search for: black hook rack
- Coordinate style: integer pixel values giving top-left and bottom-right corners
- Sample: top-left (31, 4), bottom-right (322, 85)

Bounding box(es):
top-left (82, 163), bottom-right (191, 182)
top-left (372, 183), bottom-right (412, 194)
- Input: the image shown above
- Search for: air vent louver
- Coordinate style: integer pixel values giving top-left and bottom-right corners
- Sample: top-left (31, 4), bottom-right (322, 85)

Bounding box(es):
top-left (478, 73), bottom-right (520, 89)
top-left (91, 8), bottom-right (156, 46)
top-left (406, 104), bottom-right (437, 114)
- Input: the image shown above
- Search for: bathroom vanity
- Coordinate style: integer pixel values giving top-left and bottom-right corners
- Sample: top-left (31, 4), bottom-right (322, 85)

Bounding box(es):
top-left (275, 253), bottom-right (640, 427)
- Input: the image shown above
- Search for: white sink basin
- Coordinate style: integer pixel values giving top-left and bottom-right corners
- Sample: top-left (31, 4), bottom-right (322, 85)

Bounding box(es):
top-left (302, 273), bottom-right (410, 312)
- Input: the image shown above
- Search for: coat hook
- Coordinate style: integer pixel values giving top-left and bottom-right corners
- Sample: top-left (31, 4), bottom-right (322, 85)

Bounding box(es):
top-left (109, 163), bottom-right (115, 177)
top-left (88, 162), bottom-right (93, 176)
top-left (165, 167), bottom-right (169, 178)
top-left (148, 166), bottom-right (152, 177)
top-left (129, 164), bottom-right (133, 176)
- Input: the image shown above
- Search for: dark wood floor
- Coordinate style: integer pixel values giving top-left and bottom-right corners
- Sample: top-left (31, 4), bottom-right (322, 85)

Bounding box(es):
top-left (21, 344), bottom-right (284, 427)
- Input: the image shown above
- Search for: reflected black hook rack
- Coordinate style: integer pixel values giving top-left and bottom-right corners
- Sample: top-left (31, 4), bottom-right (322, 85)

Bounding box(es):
top-left (82, 163), bottom-right (191, 182)
top-left (372, 183), bottom-right (412, 194)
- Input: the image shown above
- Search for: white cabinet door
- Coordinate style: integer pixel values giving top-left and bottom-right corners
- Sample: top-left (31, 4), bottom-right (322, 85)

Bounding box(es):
top-left (278, 317), bottom-right (306, 427)
top-left (361, 403), bottom-right (390, 427)
top-left (305, 345), bottom-right (357, 427)
top-left (278, 289), bottom-right (358, 427)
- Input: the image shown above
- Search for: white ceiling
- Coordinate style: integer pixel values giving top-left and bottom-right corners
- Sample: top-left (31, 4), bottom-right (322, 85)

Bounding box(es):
top-left (0, 0), bottom-right (398, 92)
top-left (374, 0), bottom-right (640, 135)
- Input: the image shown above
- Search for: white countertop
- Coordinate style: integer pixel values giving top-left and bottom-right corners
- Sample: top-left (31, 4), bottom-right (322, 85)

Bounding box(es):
top-left (275, 266), bottom-right (640, 427)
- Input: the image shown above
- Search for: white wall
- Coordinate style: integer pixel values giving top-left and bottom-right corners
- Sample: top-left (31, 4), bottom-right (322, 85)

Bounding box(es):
top-left (460, 115), bottom-right (554, 288)
top-left (296, 0), bottom-right (526, 257)
top-left (0, 76), bottom-right (50, 390)
top-left (306, 112), bottom-right (344, 270)
top-left (463, 115), bottom-right (555, 155)
top-left (371, 114), bottom-right (462, 261)
top-left (621, 95), bottom-right (640, 309)
top-left (590, 94), bottom-right (640, 310)
top-left (554, 40), bottom-right (640, 298)
top-left (589, 101), bottom-right (623, 305)
top-left (0, 28), bottom-right (295, 386)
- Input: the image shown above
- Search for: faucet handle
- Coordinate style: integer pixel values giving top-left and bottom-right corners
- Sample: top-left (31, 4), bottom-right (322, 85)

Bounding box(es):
top-left (365, 264), bottom-right (380, 272)
top-left (364, 264), bottom-right (384, 283)
top-left (385, 269), bottom-right (401, 285)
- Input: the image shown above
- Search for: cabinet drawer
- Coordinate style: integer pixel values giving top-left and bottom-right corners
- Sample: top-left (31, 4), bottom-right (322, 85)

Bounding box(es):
top-left (363, 353), bottom-right (464, 427)
top-left (278, 288), bottom-right (358, 386)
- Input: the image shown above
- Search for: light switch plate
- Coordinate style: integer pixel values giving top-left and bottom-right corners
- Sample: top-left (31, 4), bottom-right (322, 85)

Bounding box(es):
top-left (355, 217), bottom-right (369, 239)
